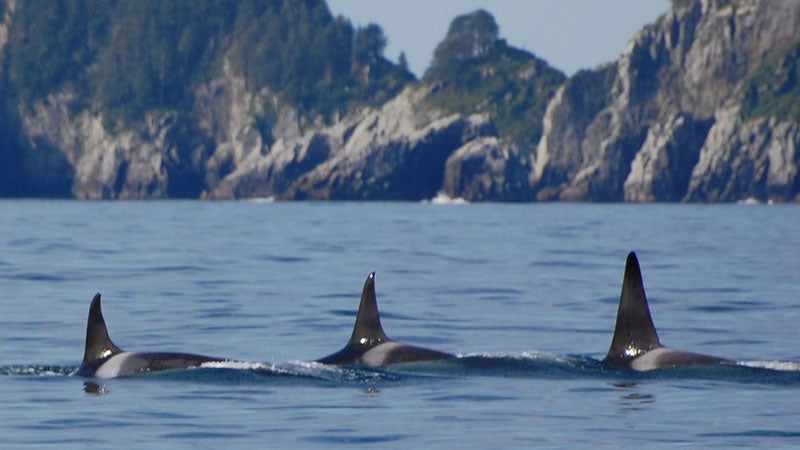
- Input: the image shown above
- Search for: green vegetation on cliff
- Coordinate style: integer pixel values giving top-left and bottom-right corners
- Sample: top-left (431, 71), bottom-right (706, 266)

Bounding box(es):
top-left (422, 10), bottom-right (565, 146)
top-left (3, 0), bottom-right (413, 126)
top-left (5, 0), bottom-right (113, 105)
top-left (3, 2), bottom-right (563, 142)
top-left (227, 0), bottom-right (412, 118)
top-left (741, 41), bottom-right (800, 121)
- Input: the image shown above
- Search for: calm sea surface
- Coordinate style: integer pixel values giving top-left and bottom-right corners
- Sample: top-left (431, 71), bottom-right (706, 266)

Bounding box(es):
top-left (1, 200), bottom-right (799, 448)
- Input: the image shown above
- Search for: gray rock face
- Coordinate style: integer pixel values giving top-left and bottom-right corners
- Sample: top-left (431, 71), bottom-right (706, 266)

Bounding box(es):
top-left (192, 60), bottom-right (321, 199)
top-left (282, 88), bottom-right (496, 200)
top-left (443, 137), bottom-right (533, 202)
top-left (533, 0), bottom-right (800, 202)
top-left (204, 85), bottom-right (498, 200)
top-left (624, 113), bottom-right (712, 202)
top-left (20, 93), bottom-right (210, 199)
top-left (15, 69), bottom-right (500, 200)
top-left (4, 0), bottom-right (799, 202)
top-left (686, 106), bottom-right (800, 202)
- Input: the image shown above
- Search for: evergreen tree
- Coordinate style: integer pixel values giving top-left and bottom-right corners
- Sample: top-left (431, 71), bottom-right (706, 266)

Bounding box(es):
top-left (422, 9), bottom-right (565, 145)
top-left (424, 9), bottom-right (499, 82)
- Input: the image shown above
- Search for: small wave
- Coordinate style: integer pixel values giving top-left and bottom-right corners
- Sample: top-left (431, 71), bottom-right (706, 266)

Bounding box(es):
top-left (424, 192), bottom-right (468, 204)
top-left (0, 365), bottom-right (77, 376)
top-left (247, 197), bottom-right (275, 203)
top-left (196, 360), bottom-right (406, 385)
top-left (258, 254), bottom-right (310, 263)
top-left (193, 352), bottom-right (604, 382)
top-left (460, 350), bottom-right (555, 360)
top-left (200, 360), bottom-right (349, 378)
top-left (739, 360), bottom-right (800, 372)
top-left (199, 360), bottom-right (334, 379)
top-left (737, 197), bottom-right (774, 205)
top-left (738, 197), bottom-right (761, 205)
top-left (9, 272), bottom-right (68, 282)
top-left (7, 358), bottom-right (800, 385)
top-left (200, 360), bottom-right (274, 371)
top-left (459, 350), bottom-right (592, 364)
top-left (440, 351), bottom-right (606, 379)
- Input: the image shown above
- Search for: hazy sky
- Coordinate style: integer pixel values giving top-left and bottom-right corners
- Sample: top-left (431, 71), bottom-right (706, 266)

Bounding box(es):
top-left (327, 0), bottom-right (671, 77)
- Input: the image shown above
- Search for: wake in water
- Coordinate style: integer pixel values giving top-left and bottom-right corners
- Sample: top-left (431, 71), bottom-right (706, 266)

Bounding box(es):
top-left (5, 352), bottom-right (800, 388)
top-left (0, 364), bottom-right (78, 376)
top-left (739, 360), bottom-right (800, 372)
top-left (424, 191), bottom-right (469, 204)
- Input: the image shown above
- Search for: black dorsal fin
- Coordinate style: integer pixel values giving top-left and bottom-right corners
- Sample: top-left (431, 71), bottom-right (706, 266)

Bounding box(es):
top-left (348, 272), bottom-right (390, 347)
top-left (605, 252), bottom-right (661, 364)
top-left (82, 293), bottom-right (123, 365)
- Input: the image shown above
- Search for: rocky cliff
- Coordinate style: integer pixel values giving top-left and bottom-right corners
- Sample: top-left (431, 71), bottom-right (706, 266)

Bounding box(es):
top-left (533, 0), bottom-right (800, 202)
top-left (203, 84), bottom-right (499, 201)
top-left (1, 0), bottom-right (798, 202)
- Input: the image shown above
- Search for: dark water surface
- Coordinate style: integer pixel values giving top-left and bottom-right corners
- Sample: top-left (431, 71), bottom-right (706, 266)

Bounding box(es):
top-left (1, 200), bottom-right (798, 448)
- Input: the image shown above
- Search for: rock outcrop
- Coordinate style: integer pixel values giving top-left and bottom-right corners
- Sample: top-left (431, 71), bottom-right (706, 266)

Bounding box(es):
top-left (686, 106), bottom-right (800, 201)
top-left (443, 137), bottom-right (533, 201)
top-left (624, 113), bottom-right (712, 202)
top-left (282, 89), bottom-right (496, 201)
top-left (201, 84), bottom-right (499, 200)
top-left (19, 92), bottom-right (211, 199)
top-left (532, 0), bottom-right (800, 202)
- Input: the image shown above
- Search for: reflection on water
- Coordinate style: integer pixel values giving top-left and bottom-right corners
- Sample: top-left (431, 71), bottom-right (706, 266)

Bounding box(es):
top-left (83, 382), bottom-right (107, 395)
top-left (613, 381), bottom-right (655, 411)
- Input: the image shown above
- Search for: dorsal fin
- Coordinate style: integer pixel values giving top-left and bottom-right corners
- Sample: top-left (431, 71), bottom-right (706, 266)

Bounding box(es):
top-left (606, 252), bottom-right (661, 364)
top-left (82, 293), bottom-right (123, 365)
top-left (348, 272), bottom-right (390, 346)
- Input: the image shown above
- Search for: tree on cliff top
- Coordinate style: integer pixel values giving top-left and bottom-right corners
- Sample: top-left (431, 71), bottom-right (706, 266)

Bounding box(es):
top-left (423, 9), bottom-right (565, 146)
top-left (425, 9), bottom-right (500, 78)
top-left (3, 0), bottom-right (413, 127)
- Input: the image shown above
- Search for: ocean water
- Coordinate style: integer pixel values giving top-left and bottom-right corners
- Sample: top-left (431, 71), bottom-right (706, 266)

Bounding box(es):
top-left (1, 200), bottom-right (799, 448)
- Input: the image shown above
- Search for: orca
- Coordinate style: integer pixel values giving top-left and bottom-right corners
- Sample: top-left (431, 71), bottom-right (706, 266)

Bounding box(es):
top-left (316, 272), bottom-right (454, 366)
top-left (603, 252), bottom-right (732, 371)
top-left (76, 293), bottom-right (225, 378)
